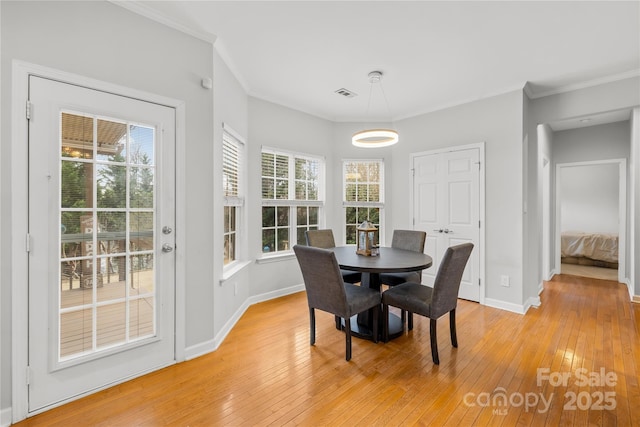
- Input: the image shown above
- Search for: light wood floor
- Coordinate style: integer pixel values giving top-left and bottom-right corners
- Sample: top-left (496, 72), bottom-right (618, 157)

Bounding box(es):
top-left (560, 263), bottom-right (619, 281)
top-left (15, 274), bottom-right (640, 426)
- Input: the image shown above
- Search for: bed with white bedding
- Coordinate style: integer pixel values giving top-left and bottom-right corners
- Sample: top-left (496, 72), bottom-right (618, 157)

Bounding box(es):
top-left (561, 231), bottom-right (618, 268)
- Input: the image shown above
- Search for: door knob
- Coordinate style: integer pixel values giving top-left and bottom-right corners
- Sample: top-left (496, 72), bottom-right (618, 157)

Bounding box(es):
top-left (162, 243), bottom-right (174, 253)
top-left (433, 229), bottom-right (443, 233)
top-left (162, 226), bottom-right (173, 235)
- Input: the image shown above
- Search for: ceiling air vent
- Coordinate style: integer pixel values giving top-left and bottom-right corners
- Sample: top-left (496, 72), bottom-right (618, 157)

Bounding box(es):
top-left (334, 88), bottom-right (357, 98)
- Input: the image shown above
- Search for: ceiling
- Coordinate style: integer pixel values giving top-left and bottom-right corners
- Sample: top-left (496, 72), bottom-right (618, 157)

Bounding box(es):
top-left (123, 1), bottom-right (639, 123)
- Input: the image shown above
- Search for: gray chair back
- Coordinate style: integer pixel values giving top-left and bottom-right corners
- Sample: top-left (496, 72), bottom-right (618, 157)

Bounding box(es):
top-left (391, 230), bottom-right (426, 253)
top-left (305, 229), bottom-right (337, 249)
top-left (430, 243), bottom-right (474, 318)
top-left (293, 244), bottom-right (349, 318)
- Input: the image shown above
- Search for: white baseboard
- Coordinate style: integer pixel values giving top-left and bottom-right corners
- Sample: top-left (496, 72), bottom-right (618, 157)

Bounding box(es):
top-left (632, 295), bottom-right (640, 304)
top-left (1, 407), bottom-right (12, 427)
top-left (183, 296), bottom-right (251, 361)
top-left (184, 284), bottom-right (305, 360)
top-left (621, 278), bottom-right (634, 300)
top-left (484, 298), bottom-right (527, 314)
top-left (246, 284), bottom-right (305, 306)
top-left (524, 296), bottom-right (541, 310)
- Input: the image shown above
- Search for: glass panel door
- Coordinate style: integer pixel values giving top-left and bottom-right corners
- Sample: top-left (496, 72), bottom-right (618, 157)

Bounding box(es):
top-left (59, 113), bottom-right (157, 361)
top-left (28, 75), bottom-right (176, 412)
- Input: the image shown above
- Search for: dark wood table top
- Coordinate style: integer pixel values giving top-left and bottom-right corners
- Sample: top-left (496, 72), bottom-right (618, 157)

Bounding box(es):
top-left (328, 246), bottom-right (432, 274)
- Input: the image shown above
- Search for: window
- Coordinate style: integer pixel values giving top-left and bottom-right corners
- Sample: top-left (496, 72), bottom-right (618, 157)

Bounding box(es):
top-left (261, 148), bottom-right (324, 254)
top-left (223, 126), bottom-right (245, 266)
top-left (343, 160), bottom-right (384, 245)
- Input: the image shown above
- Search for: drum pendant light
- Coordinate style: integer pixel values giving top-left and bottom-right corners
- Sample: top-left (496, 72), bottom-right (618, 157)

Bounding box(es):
top-left (352, 71), bottom-right (399, 148)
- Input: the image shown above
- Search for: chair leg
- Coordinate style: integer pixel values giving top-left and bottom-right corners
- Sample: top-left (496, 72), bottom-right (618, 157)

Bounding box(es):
top-left (430, 318), bottom-right (439, 365)
top-left (372, 306), bottom-right (379, 344)
top-left (335, 315), bottom-right (341, 330)
top-left (309, 307), bottom-right (316, 346)
top-left (344, 317), bottom-right (352, 361)
top-left (408, 312), bottom-right (414, 331)
top-left (450, 309), bottom-right (458, 347)
top-left (382, 303), bottom-right (390, 342)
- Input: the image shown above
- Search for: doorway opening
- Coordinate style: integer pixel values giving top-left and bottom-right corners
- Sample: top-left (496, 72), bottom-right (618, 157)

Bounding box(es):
top-left (556, 160), bottom-right (626, 284)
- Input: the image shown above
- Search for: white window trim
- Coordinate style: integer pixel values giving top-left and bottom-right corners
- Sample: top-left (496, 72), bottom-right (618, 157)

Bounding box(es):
top-left (342, 159), bottom-right (385, 245)
top-left (222, 123), bottom-right (246, 272)
top-left (219, 260), bottom-right (252, 283)
top-left (259, 146), bottom-right (325, 259)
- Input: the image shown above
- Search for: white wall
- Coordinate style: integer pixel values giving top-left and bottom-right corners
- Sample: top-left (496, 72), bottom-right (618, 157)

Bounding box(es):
top-left (553, 121), bottom-right (631, 164)
top-left (210, 48), bottom-right (250, 349)
top-left (559, 163), bottom-right (619, 233)
top-left (247, 98), bottom-right (334, 297)
top-left (1, 0), bottom-right (214, 414)
top-left (250, 90), bottom-right (528, 312)
top-left (388, 91), bottom-right (525, 307)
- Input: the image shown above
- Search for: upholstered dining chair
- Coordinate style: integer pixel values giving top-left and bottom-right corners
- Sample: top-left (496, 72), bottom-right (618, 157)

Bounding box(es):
top-left (293, 244), bottom-right (381, 361)
top-left (305, 229), bottom-right (361, 284)
top-left (379, 230), bottom-right (427, 324)
top-left (381, 243), bottom-right (474, 365)
top-left (379, 229), bottom-right (427, 287)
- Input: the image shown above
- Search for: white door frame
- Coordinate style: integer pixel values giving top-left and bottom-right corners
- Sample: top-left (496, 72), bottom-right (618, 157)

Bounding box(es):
top-left (555, 159), bottom-right (628, 292)
top-left (409, 142), bottom-right (486, 305)
top-left (542, 156), bottom-right (552, 281)
top-left (11, 61), bottom-right (187, 422)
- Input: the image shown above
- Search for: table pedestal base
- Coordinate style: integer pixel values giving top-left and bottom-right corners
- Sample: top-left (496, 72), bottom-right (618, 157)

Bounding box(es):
top-left (342, 312), bottom-right (404, 341)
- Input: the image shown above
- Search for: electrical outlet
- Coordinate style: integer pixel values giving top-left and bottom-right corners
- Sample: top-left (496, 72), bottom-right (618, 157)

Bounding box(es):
top-left (500, 275), bottom-right (510, 287)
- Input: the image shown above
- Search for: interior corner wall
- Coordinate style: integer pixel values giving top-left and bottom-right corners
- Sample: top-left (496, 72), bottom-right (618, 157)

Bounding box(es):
top-left (211, 49), bottom-right (250, 342)
top-left (247, 97), bottom-right (334, 297)
top-left (1, 0), bottom-right (214, 413)
top-left (523, 90), bottom-right (540, 305)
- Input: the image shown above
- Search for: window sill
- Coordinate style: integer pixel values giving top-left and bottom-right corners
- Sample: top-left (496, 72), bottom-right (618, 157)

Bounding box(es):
top-left (255, 251), bottom-right (296, 264)
top-left (220, 260), bottom-right (252, 284)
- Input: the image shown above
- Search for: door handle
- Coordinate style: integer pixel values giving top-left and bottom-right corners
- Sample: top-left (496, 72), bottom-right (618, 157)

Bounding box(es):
top-left (162, 243), bottom-right (174, 253)
top-left (433, 228), bottom-right (453, 234)
top-left (162, 226), bottom-right (173, 235)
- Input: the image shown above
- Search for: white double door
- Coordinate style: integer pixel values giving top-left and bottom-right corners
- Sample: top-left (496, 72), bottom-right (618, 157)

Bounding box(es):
top-left (412, 146), bottom-right (481, 302)
top-left (28, 76), bottom-right (176, 412)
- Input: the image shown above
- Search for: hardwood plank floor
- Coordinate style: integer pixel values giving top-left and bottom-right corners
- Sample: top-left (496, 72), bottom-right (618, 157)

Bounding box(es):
top-left (15, 274), bottom-right (640, 426)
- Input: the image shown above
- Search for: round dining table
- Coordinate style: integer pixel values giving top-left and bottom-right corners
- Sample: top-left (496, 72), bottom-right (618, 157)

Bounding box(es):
top-left (327, 246), bottom-right (433, 341)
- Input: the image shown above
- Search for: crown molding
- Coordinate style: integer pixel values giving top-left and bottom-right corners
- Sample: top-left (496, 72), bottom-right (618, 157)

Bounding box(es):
top-left (528, 69), bottom-right (640, 99)
top-left (109, 1), bottom-right (216, 44)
